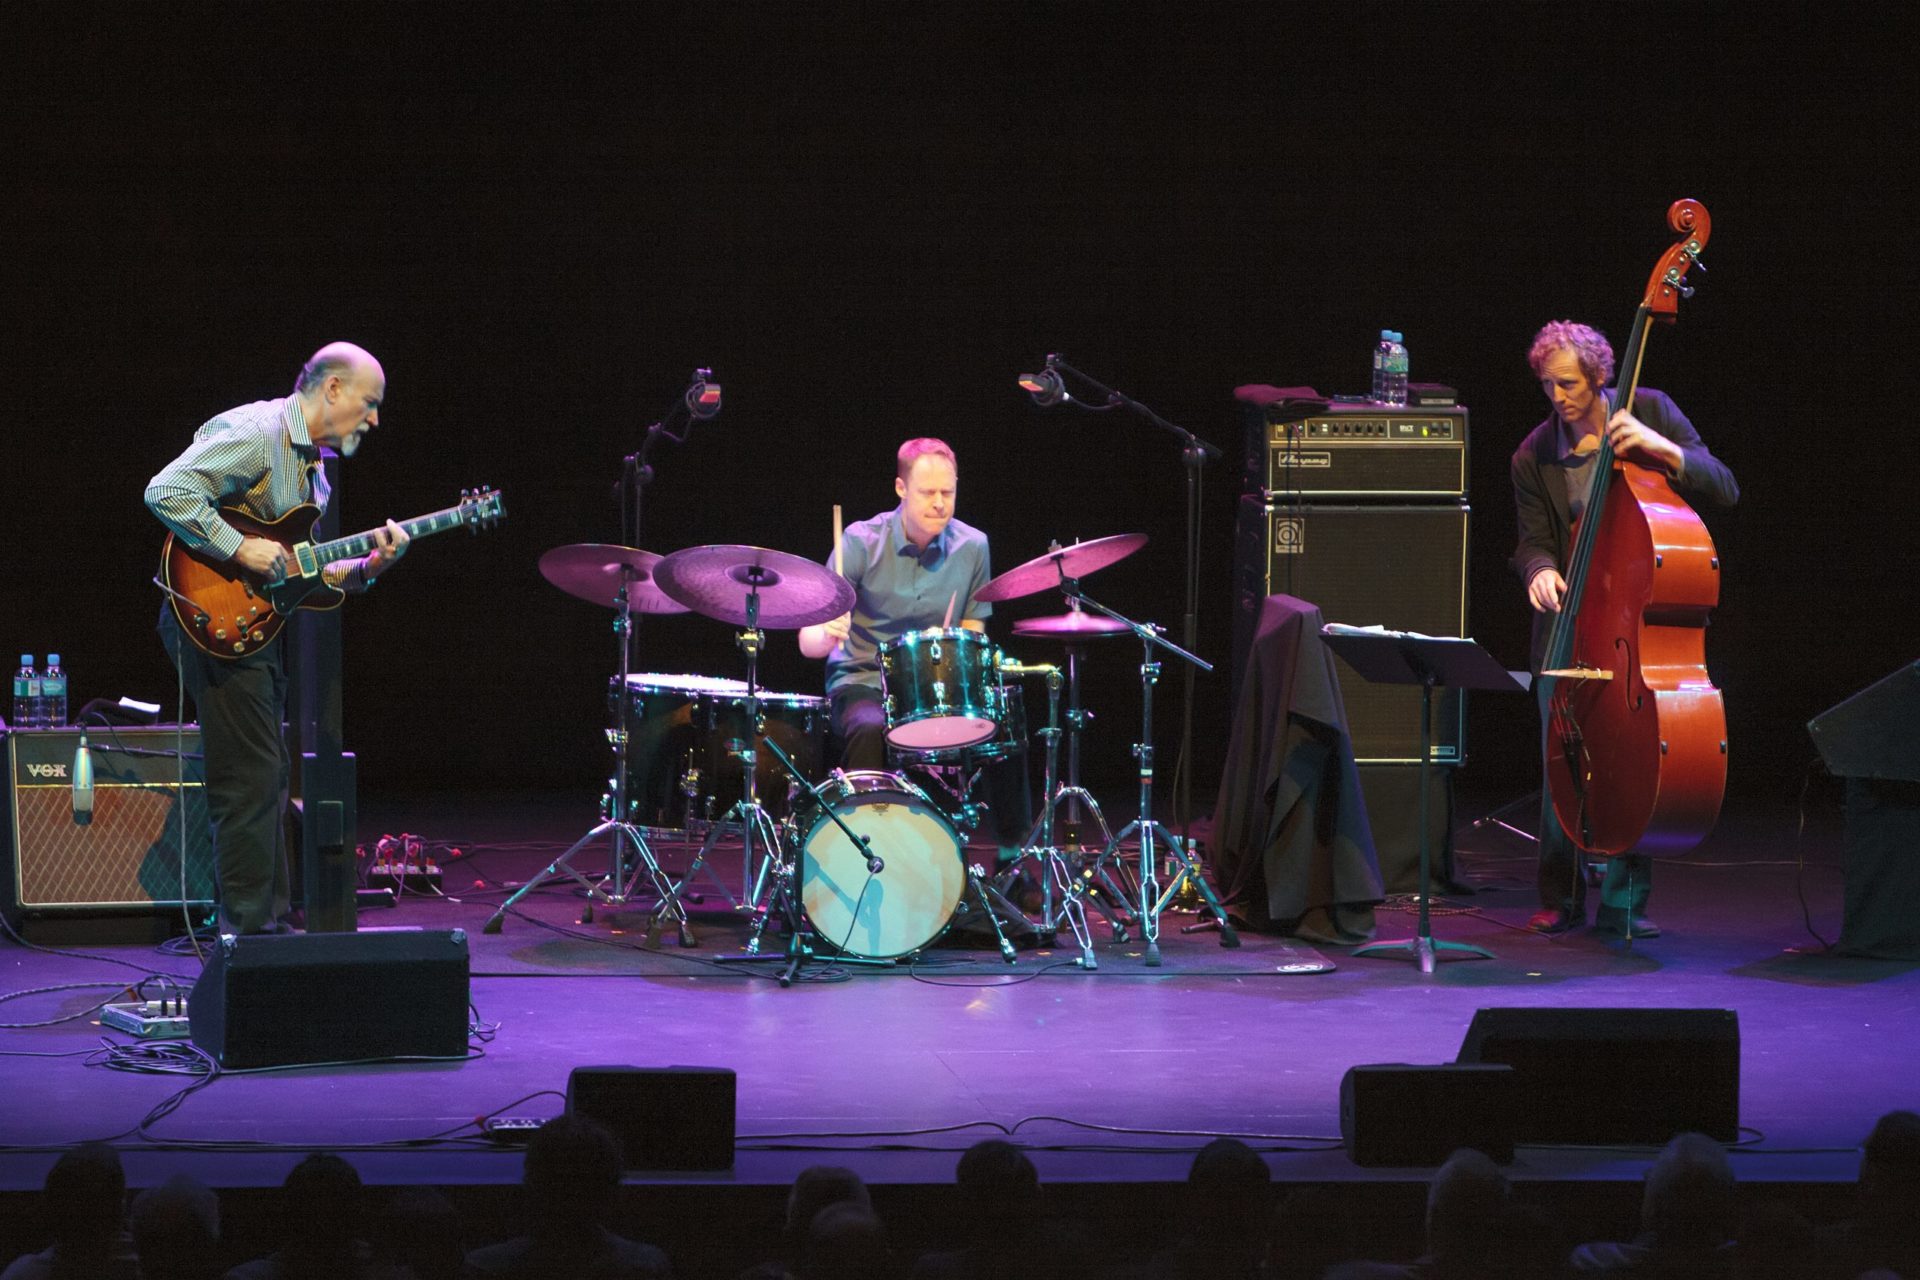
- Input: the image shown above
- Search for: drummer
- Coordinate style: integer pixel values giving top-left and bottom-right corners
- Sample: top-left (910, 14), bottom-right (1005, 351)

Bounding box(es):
top-left (799, 438), bottom-right (1031, 851)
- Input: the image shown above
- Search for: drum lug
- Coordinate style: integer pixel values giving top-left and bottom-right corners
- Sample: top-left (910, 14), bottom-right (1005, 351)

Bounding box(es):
top-left (933, 680), bottom-right (948, 710)
top-left (931, 639), bottom-right (943, 662)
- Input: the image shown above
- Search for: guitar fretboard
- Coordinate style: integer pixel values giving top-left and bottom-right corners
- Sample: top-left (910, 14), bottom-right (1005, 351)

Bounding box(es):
top-left (311, 506), bottom-right (471, 566)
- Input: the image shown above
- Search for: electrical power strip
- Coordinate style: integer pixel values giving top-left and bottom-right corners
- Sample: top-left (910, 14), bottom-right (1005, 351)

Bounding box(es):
top-left (367, 861), bottom-right (443, 891)
top-left (101, 1000), bottom-right (192, 1040)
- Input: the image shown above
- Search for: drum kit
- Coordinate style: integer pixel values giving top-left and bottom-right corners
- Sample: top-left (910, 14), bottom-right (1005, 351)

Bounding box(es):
top-left (482, 527), bottom-right (1238, 976)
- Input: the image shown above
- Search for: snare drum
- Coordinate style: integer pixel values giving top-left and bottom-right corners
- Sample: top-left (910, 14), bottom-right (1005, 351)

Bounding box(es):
top-left (618, 673), bottom-right (827, 827)
top-left (879, 627), bottom-right (1001, 751)
top-left (796, 771), bottom-right (966, 959)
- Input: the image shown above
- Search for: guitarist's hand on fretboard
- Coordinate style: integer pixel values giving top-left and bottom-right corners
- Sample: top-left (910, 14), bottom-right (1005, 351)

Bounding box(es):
top-left (234, 536), bottom-right (288, 582)
top-left (365, 519), bottom-right (411, 579)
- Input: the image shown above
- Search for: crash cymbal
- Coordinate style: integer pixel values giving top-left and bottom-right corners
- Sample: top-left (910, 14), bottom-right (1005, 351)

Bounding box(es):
top-left (1013, 611), bottom-right (1133, 639)
top-left (654, 544), bottom-right (856, 630)
top-left (539, 544), bottom-right (690, 614)
top-left (974, 533), bottom-right (1149, 603)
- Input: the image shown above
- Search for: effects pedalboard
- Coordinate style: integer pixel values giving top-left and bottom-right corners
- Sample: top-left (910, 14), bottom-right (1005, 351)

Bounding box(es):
top-left (101, 997), bottom-right (192, 1040)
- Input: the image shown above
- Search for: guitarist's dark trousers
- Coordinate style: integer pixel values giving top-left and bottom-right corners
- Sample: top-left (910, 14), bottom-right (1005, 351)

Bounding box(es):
top-left (158, 606), bottom-right (293, 933)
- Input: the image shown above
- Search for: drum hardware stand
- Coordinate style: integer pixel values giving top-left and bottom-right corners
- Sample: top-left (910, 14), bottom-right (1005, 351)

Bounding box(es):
top-left (650, 584), bottom-right (783, 948)
top-left (483, 581), bottom-right (684, 938)
top-left (996, 663), bottom-right (1099, 967)
top-left (1060, 577), bottom-right (1239, 965)
top-left (718, 744), bottom-right (917, 985)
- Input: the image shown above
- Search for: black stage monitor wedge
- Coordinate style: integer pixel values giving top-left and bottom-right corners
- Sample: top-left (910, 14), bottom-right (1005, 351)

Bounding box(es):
top-left (1340, 1062), bottom-right (1517, 1167)
top-left (189, 930), bottom-right (470, 1069)
top-left (567, 1066), bottom-right (737, 1171)
top-left (1809, 661), bottom-right (1920, 783)
top-left (1457, 1007), bottom-right (1739, 1145)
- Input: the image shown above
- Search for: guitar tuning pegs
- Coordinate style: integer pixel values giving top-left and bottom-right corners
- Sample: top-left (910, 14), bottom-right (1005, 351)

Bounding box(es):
top-left (1676, 282), bottom-right (1696, 299)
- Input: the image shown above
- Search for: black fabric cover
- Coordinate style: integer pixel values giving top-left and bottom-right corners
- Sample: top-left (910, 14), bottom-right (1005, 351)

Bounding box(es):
top-left (1209, 594), bottom-right (1383, 942)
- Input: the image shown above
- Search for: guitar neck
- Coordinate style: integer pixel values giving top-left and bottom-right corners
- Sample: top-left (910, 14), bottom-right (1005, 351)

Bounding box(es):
top-left (310, 506), bottom-right (468, 567)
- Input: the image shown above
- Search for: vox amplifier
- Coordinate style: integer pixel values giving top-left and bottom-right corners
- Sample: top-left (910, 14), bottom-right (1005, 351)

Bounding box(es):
top-left (3, 727), bottom-right (215, 921)
top-left (1245, 403), bottom-right (1469, 499)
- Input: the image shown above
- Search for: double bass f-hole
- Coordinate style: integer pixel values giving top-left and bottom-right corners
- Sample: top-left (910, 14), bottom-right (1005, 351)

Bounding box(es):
top-left (1615, 638), bottom-right (1643, 712)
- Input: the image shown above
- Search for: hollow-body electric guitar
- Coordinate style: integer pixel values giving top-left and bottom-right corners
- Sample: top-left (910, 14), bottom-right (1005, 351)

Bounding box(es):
top-left (160, 488), bottom-right (504, 658)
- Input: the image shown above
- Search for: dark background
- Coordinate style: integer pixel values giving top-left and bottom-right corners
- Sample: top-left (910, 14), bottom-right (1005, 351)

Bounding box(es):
top-left (6, 1), bottom-right (1913, 810)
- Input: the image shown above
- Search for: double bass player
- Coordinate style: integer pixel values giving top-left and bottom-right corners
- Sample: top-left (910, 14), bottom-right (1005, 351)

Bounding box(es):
top-left (1512, 320), bottom-right (1739, 938)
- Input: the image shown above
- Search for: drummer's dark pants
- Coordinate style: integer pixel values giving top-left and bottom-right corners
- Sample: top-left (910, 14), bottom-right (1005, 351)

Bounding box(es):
top-left (831, 685), bottom-right (1033, 850)
top-left (1535, 677), bottom-right (1650, 920)
top-left (160, 608), bottom-right (293, 934)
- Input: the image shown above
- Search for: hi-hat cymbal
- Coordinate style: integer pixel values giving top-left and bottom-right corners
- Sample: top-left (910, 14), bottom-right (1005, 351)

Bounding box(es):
top-left (974, 533), bottom-right (1149, 603)
top-left (539, 544), bottom-right (690, 614)
top-left (1013, 611), bottom-right (1133, 639)
top-left (655, 544), bottom-right (856, 630)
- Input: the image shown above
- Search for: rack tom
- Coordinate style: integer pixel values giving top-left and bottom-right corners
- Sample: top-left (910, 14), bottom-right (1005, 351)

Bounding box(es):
top-left (878, 627), bottom-right (1002, 751)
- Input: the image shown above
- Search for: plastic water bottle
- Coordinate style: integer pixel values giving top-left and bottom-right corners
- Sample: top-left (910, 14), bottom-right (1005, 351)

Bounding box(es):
top-left (42, 654), bottom-right (67, 727)
top-left (13, 655), bottom-right (41, 730)
top-left (1372, 329), bottom-right (1409, 406)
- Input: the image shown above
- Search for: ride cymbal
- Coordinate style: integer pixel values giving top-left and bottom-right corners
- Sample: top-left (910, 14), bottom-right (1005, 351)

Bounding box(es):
top-left (974, 533), bottom-right (1148, 603)
top-left (654, 544), bottom-right (856, 629)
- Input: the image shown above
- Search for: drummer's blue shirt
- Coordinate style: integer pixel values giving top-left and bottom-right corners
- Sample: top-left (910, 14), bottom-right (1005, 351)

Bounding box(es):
top-left (824, 506), bottom-right (993, 696)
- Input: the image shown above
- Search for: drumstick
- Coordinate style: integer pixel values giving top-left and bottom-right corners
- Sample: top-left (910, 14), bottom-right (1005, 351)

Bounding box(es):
top-left (832, 504), bottom-right (844, 577)
top-left (942, 590), bottom-right (957, 630)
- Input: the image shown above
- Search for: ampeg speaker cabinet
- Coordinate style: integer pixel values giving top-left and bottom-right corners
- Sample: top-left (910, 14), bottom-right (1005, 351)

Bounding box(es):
top-left (1234, 498), bottom-right (1469, 762)
top-left (1340, 1063), bottom-right (1517, 1166)
top-left (1457, 1007), bottom-right (1740, 1145)
top-left (3, 728), bottom-right (215, 923)
top-left (1808, 661), bottom-right (1920, 782)
top-left (567, 1065), bottom-right (737, 1170)
top-left (188, 929), bottom-right (471, 1068)
top-left (1245, 403), bottom-right (1469, 499)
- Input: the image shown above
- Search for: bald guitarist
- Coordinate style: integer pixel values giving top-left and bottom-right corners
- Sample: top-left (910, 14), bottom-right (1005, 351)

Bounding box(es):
top-left (145, 342), bottom-right (409, 935)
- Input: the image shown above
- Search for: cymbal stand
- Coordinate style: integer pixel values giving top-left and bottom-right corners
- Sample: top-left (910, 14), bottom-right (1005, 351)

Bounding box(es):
top-left (1001, 664), bottom-right (1098, 967)
top-left (1048, 624), bottom-right (1135, 928)
top-left (1062, 576), bottom-right (1239, 965)
top-left (651, 582), bottom-right (782, 949)
top-left (484, 579), bottom-right (683, 938)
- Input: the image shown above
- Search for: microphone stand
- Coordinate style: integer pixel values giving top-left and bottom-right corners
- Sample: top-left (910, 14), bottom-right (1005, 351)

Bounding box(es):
top-left (618, 368), bottom-right (719, 618)
top-left (1050, 567), bottom-right (1239, 965)
top-left (1032, 356), bottom-right (1223, 880)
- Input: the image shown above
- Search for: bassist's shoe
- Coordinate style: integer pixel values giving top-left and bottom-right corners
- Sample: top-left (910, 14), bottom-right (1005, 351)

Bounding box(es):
top-left (1527, 907), bottom-right (1582, 935)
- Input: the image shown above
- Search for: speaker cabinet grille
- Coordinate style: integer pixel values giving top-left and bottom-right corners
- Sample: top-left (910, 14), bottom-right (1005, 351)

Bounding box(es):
top-left (1234, 499), bottom-right (1469, 762)
top-left (5, 728), bottom-right (215, 914)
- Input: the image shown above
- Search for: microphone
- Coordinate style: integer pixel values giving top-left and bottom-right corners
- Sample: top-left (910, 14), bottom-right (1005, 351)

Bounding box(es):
top-left (860, 839), bottom-right (884, 875)
top-left (1016, 365), bottom-right (1071, 408)
top-left (72, 730), bottom-right (93, 826)
top-left (684, 368), bottom-right (723, 421)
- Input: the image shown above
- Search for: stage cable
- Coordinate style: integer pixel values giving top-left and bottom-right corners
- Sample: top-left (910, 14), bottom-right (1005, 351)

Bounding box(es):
top-left (1793, 754), bottom-right (1836, 952)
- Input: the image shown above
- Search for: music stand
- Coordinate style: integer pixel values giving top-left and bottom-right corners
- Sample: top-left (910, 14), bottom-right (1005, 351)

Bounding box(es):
top-left (1319, 626), bottom-right (1529, 973)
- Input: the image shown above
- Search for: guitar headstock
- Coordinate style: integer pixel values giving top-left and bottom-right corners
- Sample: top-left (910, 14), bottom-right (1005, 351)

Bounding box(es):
top-left (458, 487), bottom-right (506, 532)
top-left (1642, 198), bottom-right (1711, 322)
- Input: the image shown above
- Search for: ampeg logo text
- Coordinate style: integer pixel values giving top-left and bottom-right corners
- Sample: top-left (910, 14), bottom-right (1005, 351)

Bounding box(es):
top-left (26, 762), bottom-right (69, 779)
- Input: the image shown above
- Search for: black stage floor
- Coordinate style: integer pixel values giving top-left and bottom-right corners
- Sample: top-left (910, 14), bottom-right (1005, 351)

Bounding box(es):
top-left (0, 786), bottom-right (1908, 1263)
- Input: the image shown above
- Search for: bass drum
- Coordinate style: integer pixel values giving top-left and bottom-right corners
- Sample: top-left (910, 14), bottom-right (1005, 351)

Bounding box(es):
top-left (796, 771), bottom-right (966, 960)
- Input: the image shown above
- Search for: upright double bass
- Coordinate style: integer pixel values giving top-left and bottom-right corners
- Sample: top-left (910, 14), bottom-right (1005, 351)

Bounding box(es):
top-left (1541, 199), bottom-right (1725, 857)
